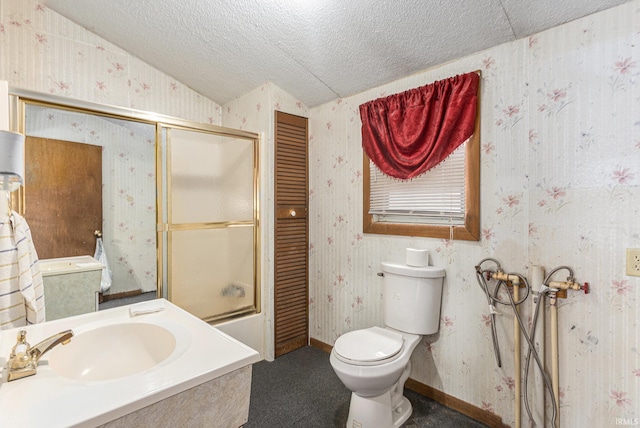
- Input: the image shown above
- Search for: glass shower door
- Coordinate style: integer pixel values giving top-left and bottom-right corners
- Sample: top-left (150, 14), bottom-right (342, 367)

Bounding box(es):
top-left (161, 127), bottom-right (258, 322)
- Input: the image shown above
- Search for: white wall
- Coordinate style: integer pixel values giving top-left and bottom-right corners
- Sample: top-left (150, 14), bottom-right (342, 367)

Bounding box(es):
top-left (308, 1), bottom-right (640, 426)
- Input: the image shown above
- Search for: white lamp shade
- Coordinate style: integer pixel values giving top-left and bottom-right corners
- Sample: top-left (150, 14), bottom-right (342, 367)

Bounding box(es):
top-left (0, 130), bottom-right (25, 192)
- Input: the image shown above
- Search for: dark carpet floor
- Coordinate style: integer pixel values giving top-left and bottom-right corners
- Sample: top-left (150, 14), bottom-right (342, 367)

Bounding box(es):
top-left (98, 296), bottom-right (488, 427)
top-left (245, 346), bottom-right (487, 427)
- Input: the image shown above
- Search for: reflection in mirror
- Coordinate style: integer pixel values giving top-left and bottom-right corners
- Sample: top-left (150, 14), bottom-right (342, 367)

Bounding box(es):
top-left (24, 104), bottom-right (157, 317)
top-left (13, 94), bottom-right (260, 326)
top-left (26, 136), bottom-right (103, 259)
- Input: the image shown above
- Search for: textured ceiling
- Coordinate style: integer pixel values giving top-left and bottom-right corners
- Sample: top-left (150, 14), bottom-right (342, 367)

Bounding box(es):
top-left (45, 0), bottom-right (631, 107)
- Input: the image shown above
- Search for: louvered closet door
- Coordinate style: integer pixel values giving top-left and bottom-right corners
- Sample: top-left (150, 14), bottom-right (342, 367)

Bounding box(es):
top-left (274, 111), bottom-right (308, 357)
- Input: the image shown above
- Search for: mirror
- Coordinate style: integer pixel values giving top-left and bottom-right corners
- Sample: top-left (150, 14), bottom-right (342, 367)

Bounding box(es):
top-left (12, 94), bottom-right (260, 325)
top-left (23, 103), bottom-right (158, 317)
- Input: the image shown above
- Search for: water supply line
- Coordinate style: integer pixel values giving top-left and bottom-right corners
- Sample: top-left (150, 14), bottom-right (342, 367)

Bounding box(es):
top-left (474, 258), bottom-right (523, 368)
top-left (475, 259), bottom-right (556, 428)
top-left (514, 280), bottom-right (522, 428)
top-left (538, 266), bottom-right (589, 428)
top-left (488, 268), bottom-right (525, 426)
top-left (550, 290), bottom-right (559, 428)
top-left (528, 266), bottom-right (546, 427)
top-left (477, 260), bottom-right (589, 428)
top-left (522, 280), bottom-right (554, 427)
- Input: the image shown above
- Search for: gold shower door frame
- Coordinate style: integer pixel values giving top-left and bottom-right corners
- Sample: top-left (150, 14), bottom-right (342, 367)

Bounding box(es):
top-left (9, 88), bottom-right (260, 324)
top-left (158, 125), bottom-right (260, 323)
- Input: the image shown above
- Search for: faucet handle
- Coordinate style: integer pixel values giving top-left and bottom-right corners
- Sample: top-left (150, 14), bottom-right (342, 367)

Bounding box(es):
top-left (582, 282), bottom-right (590, 294)
top-left (10, 330), bottom-right (30, 359)
top-left (7, 330), bottom-right (37, 381)
top-left (7, 329), bottom-right (74, 382)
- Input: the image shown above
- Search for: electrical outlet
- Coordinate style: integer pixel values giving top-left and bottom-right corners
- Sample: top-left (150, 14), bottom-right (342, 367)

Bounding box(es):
top-left (626, 248), bottom-right (640, 277)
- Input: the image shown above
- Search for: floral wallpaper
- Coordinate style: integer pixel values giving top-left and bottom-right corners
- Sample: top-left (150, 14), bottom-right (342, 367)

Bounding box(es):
top-left (308, 2), bottom-right (640, 427)
top-left (222, 82), bottom-right (309, 360)
top-left (0, 0), bottom-right (221, 123)
top-left (0, 0), bottom-right (223, 296)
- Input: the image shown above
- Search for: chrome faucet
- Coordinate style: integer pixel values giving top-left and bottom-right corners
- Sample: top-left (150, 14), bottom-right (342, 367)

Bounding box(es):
top-left (6, 329), bottom-right (74, 382)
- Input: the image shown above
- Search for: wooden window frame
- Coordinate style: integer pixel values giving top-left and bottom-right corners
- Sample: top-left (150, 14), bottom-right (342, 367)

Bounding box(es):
top-left (362, 101), bottom-right (480, 241)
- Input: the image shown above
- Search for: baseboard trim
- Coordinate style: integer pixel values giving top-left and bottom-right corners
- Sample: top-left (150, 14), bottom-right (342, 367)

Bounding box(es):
top-left (309, 337), bottom-right (507, 428)
top-left (404, 378), bottom-right (508, 428)
top-left (99, 289), bottom-right (143, 303)
top-left (310, 337), bottom-right (333, 354)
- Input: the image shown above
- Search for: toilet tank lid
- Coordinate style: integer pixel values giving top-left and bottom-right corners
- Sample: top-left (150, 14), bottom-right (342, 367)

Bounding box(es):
top-left (381, 261), bottom-right (445, 278)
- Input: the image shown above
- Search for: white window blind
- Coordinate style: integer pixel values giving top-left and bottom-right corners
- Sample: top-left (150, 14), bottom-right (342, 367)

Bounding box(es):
top-left (369, 142), bottom-right (466, 225)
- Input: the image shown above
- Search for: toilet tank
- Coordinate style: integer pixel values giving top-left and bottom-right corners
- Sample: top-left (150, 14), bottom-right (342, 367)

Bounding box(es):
top-left (381, 261), bottom-right (445, 335)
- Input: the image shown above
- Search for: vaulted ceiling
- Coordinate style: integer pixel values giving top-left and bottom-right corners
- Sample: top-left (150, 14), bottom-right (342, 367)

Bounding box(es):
top-left (46, 0), bottom-right (632, 107)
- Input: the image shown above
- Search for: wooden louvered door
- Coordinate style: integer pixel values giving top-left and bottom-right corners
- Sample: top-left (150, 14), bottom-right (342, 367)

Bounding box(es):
top-left (274, 111), bottom-right (309, 357)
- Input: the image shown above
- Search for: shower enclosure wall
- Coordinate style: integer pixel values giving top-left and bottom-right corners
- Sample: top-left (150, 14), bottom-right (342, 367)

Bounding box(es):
top-left (9, 89), bottom-right (260, 324)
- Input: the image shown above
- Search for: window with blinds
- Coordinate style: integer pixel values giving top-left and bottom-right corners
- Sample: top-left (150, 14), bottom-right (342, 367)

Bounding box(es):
top-left (369, 142), bottom-right (466, 226)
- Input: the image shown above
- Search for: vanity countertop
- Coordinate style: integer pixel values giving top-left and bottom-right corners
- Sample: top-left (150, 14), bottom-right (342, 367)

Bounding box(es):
top-left (0, 299), bottom-right (260, 428)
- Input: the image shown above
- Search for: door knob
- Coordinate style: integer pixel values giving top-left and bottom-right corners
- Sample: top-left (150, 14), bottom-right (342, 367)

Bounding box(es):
top-left (289, 210), bottom-right (296, 217)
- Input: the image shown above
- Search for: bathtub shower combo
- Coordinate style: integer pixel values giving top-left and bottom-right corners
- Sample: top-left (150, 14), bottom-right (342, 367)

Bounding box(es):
top-left (474, 258), bottom-right (589, 428)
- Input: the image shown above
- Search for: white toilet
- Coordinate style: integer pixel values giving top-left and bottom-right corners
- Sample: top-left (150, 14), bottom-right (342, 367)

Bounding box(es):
top-left (330, 260), bottom-right (445, 428)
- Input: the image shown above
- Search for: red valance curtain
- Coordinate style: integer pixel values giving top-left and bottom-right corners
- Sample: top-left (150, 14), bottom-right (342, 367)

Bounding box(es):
top-left (360, 72), bottom-right (479, 180)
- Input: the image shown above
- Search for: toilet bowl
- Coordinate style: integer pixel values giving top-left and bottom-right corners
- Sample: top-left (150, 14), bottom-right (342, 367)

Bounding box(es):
top-left (329, 259), bottom-right (445, 428)
top-left (330, 326), bottom-right (421, 427)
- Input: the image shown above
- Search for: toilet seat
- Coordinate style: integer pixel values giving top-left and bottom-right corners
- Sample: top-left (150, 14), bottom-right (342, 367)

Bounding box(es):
top-left (334, 326), bottom-right (404, 366)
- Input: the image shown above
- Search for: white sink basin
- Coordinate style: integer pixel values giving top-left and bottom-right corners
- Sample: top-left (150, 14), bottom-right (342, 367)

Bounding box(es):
top-left (0, 299), bottom-right (260, 428)
top-left (48, 323), bottom-right (176, 381)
